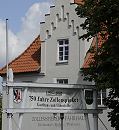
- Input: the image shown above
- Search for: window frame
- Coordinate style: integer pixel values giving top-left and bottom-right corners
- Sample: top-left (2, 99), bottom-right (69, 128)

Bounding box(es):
top-left (97, 89), bottom-right (106, 106)
top-left (56, 78), bottom-right (68, 84)
top-left (57, 39), bottom-right (69, 63)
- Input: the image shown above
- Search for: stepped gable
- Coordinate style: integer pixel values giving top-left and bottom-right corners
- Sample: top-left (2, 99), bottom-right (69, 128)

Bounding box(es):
top-left (40, 0), bottom-right (84, 42)
top-left (0, 35), bottom-right (41, 75)
top-left (83, 33), bottom-right (108, 68)
top-left (0, 0), bottom-right (84, 75)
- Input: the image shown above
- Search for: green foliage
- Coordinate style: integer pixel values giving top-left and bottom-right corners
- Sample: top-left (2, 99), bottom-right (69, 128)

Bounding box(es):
top-left (106, 88), bottom-right (119, 129)
top-left (76, 0), bottom-right (119, 40)
top-left (76, 0), bottom-right (119, 129)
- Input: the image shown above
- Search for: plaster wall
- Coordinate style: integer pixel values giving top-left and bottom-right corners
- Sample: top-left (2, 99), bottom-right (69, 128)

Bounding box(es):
top-left (2, 0), bottom-right (114, 130)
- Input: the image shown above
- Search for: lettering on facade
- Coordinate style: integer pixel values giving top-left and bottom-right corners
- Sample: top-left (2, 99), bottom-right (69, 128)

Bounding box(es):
top-left (29, 96), bottom-right (79, 103)
top-left (29, 96), bottom-right (79, 108)
top-left (32, 115), bottom-right (84, 127)
top-left (32, 115), bottom-right (84, 122)
top-left (21, 88), bottom-right (83, 110)
top-left (46, 90), bottom-right (62, 96)
top-left (28, 89), bottom-right (80, 109)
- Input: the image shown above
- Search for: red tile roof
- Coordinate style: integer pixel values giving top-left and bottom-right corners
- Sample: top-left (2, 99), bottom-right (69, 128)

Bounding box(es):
top-left (74, 0), bottom-right (84, 4)
top-left (83, 33), bottom-right (108, 68)
top-left (0, 35), bottom-right (41, 75)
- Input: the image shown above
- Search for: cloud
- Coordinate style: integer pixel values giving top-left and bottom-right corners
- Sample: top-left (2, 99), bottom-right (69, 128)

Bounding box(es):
top-left (17, 2), bottom-right (51, 48)
top-left (0, 21), bottom-right (19, 67)
top-left (0, 1), bottom-right (51, 68)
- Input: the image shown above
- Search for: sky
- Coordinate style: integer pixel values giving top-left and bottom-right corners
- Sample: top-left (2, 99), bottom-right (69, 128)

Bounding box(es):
top-left (0, 0), bottom-right (53, 91)
top-left (0, 0), bottom-right (53, 33)
top-left (0, 0), bottom-right (53, 68)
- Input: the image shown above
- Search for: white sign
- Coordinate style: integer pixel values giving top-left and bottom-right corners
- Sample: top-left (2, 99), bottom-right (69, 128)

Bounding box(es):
top-left (24, 88), bottom-right (83, 111)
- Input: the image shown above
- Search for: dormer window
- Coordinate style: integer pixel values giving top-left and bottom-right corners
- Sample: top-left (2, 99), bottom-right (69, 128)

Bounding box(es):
top-left (57, 39), bottom-right (69, 63)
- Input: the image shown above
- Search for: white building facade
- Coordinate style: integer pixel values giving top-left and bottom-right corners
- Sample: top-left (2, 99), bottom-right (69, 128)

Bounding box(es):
top-left (0, 0), bottom-right (114, 130)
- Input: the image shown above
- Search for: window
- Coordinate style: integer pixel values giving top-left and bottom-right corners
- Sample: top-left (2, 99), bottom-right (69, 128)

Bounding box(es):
top-left (97, 89), bottom-right (106, 106)
top-left (57, 79), bottom-right (68, 84)
top-left (57, 39), bottom-right (69, 62)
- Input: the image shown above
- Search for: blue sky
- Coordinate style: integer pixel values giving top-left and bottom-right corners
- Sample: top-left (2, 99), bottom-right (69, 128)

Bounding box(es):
top-left (0, 0), bottom-right (52, 33)
top-left (0, 0), bottom-right (52, 91)
top-left (0, 0), bottom-right (52, 67)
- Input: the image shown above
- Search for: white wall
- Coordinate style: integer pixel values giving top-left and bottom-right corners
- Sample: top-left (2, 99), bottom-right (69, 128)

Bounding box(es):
top-left (1, 0), bottom-right (114, 130)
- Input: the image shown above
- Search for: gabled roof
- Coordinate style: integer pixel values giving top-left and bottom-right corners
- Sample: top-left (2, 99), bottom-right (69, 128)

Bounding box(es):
top-left (0, 0), bottom-right (84, 76)
top-left (0, 35), bottom-right (41, 75)
top-left (83, 33), bottom-right (108, 68)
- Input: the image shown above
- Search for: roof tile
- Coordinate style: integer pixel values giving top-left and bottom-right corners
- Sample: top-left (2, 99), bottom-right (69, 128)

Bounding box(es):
top-left (83, 33), bottom-right (108, 68)
top-left (0, 35), bottom-right (41, 75)
top-left (74, 0), bottom-right (84, 4)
